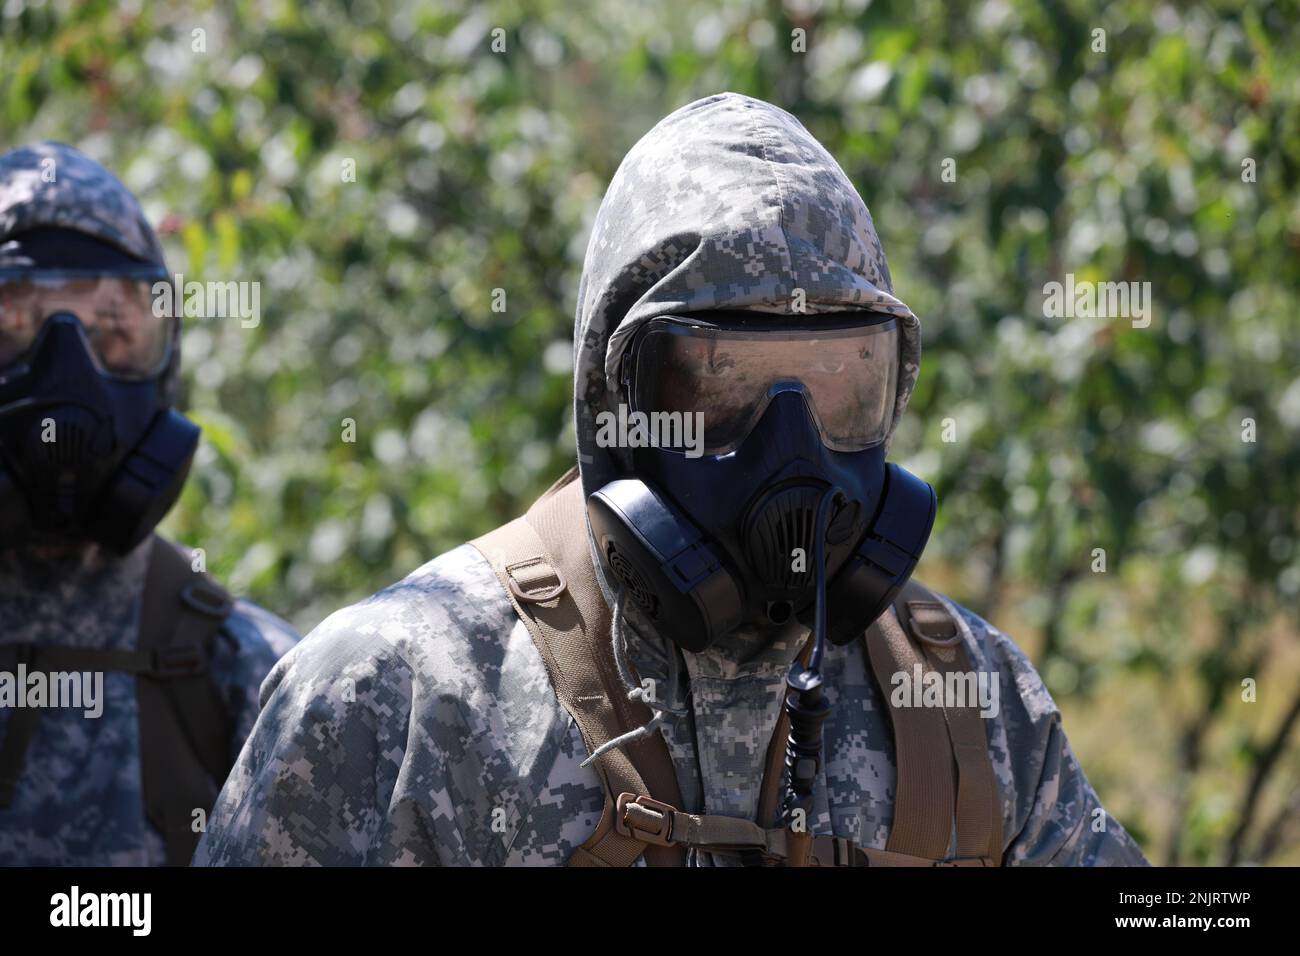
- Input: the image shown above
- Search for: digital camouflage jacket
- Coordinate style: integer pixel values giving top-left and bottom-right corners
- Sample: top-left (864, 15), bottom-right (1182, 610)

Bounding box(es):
top-left (194, 93), bottom-right (1148, 867)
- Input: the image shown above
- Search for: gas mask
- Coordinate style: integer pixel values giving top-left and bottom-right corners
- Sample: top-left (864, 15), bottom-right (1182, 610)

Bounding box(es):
top-left (0, 267), bottom-right (198, 554)
top-left (587, 310), bottom-right (935, 653)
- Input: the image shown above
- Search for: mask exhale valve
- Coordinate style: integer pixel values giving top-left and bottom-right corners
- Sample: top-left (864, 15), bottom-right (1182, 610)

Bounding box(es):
top-left (780, 485), bottom-right (840, 867)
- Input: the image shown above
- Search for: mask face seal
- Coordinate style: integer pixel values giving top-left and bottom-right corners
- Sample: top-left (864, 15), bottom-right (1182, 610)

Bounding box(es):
top-left (0, 270), bottom-right (196, 554)
top-left (587, 310), bottom-right (935, 652)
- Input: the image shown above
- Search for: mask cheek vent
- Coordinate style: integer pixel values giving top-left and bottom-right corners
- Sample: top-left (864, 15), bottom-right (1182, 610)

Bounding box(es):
top-left (607, 542), bottom-right (659, 620)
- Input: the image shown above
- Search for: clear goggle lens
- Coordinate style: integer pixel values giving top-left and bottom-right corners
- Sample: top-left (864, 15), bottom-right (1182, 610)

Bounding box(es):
top-left (628, 314), bottom-right (899, 456)
top-left (0, 274), bottom-right (173, 380)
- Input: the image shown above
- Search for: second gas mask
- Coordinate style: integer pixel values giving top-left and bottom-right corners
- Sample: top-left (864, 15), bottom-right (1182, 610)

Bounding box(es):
top-left (587, 311), bottom-right (935, 652)
top-left (0, 268), bottom-right (198, 554)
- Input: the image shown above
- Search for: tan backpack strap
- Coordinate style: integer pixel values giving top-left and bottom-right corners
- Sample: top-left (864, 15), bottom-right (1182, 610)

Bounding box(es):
top-left (894, 580), bottom-right (1003, 865)
top-left (865, 605), bottom-right (956, 860)
top-left (471, 468), bottom-right (686, 867)
top-left (525, 476), bottom-right (686, 838)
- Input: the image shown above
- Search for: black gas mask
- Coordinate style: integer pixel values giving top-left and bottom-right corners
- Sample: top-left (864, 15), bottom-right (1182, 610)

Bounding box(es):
top-left (587, 310), bottom-right (935, 652)
top-left (0, 262), bottom-right (198, 554)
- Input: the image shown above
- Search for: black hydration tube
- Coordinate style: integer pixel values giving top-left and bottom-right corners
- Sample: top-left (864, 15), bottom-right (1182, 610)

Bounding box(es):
top-left (780, 485), bottom-right (842, 865)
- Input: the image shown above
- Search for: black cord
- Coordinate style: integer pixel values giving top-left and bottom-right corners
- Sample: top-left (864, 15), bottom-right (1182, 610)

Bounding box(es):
top-left (780, 485), bottom-right (841, 831)
top-left (808, 485), bottom-right (839, 672)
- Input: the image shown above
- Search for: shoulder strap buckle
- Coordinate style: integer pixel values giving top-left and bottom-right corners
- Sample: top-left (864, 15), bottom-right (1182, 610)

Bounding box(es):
top-left (903, 599), bottom-right (962, 646)
top-left (504, 557), bottom-right (567, 604)
top-left (614, 792), bottom-right (677, 847)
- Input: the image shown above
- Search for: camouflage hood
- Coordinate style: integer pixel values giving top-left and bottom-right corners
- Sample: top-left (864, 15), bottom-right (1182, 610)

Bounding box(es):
top-left (566, 95), bottom-right (927, 826)
top-left (573, 91), bottom-right (921, 605)
top-left (0, 141), bottom-right (176, 399)
top-left (0, 141), bottom-right (166, 268)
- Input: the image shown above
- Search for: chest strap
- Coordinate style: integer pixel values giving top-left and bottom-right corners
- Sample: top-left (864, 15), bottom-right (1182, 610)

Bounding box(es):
top-left (612, 793), bottom-right (995, 866)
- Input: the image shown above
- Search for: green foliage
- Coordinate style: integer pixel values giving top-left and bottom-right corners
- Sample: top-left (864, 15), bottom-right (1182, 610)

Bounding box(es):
top-left (3, 0), bottom-right (1297, 865)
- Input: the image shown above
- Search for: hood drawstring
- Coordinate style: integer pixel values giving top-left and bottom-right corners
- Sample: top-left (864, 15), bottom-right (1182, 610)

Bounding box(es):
top-left (580, 587), bottom-right (689, 768)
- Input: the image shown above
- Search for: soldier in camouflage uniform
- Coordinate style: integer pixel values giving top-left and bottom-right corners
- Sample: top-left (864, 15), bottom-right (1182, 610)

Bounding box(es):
top-left (195, 93), bottom-right (1148, 866)
top-left (0, 142), bottom-right (300, 866)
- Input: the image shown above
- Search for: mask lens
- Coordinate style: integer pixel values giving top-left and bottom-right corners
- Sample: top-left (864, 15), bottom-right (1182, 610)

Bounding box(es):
top-left (0, 275), bottom-right (172, 379)
top-left (631, 316), bottom-right (898, 454)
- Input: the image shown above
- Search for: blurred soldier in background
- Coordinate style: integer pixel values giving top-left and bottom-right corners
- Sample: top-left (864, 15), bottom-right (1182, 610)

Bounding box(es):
top-left (195, 94), bottom-right (1147, 867)
top-left (0, 142), bottom-right (299, 866)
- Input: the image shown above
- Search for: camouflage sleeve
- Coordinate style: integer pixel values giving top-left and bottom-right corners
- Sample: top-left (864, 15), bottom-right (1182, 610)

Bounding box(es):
top-left (192, 599), bottom-right (439, 867)
top-left (969, 613), bottom-right (1149, 866)
top-left (208, 599), bottom-right (302, 764)
top-left (1007, 711), bottom-right (1150, 866)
